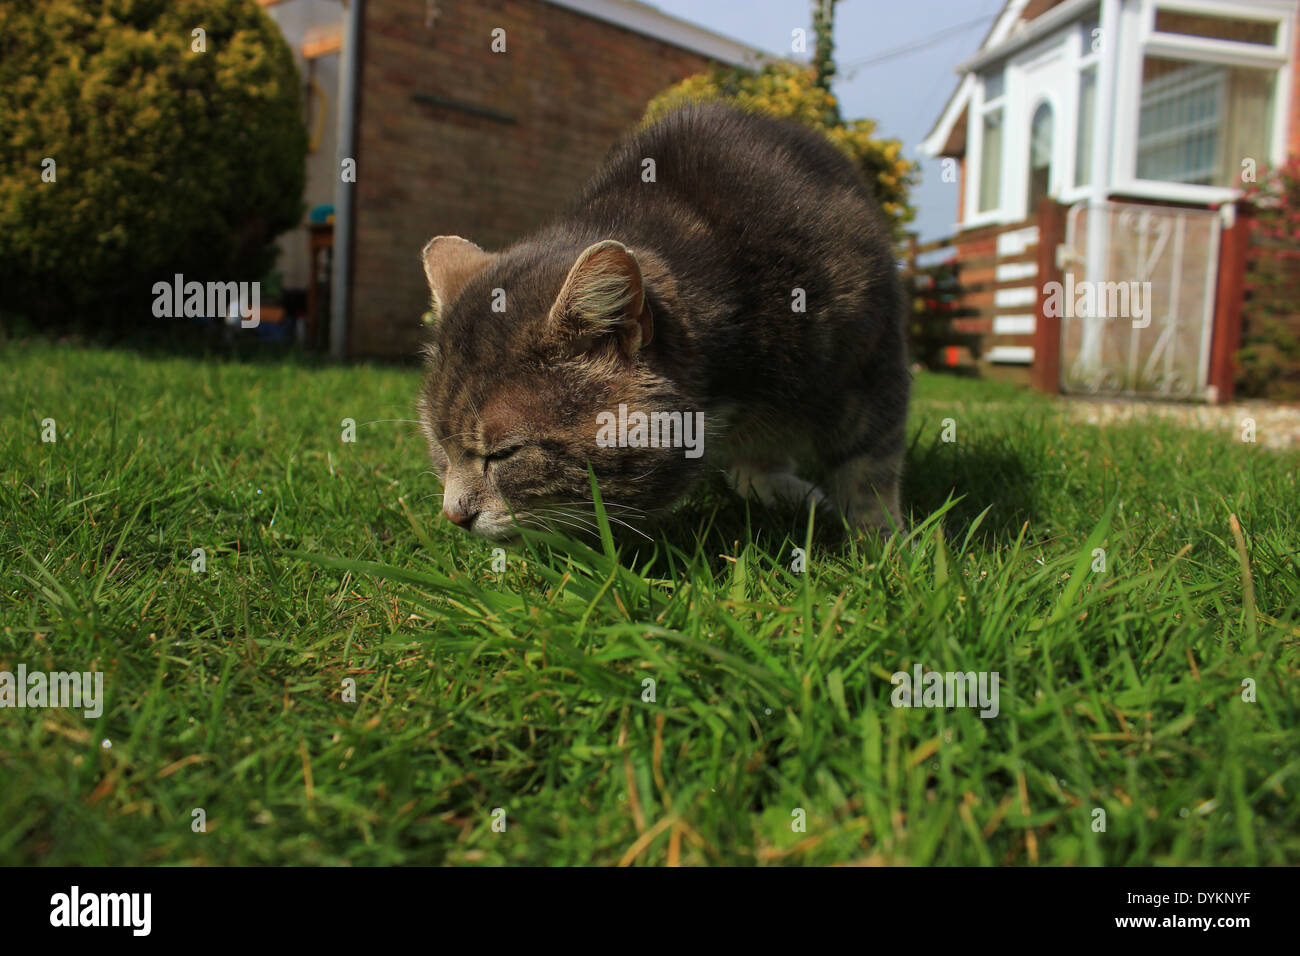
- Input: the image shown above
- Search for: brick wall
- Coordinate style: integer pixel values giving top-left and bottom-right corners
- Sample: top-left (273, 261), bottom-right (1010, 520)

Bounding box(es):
top-left (348, 0), bottom-right (722, 357)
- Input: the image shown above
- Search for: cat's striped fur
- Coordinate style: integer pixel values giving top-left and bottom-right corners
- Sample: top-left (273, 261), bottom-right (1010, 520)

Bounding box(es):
top-left (418, 104), bottom-right (908, 541)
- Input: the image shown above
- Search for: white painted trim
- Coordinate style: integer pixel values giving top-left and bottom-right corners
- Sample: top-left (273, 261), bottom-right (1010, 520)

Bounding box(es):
top-left (997, 261), bottom-right (1039, 281)
top-left (996, 286), bottom-right (1039, 308)
top-left (1143, 35), bottom-right (1289, 67)
top-left (1091, 0), bottom-right (1123, 205)
top-left (994, 314), bottom-right (1037, 335)
top-left (542, 0), bottom-right (772, 66)
top-left (964, 77), bottom-right (995, 222)
top-left (1109, 180), bottom-right (1242, 203)
top-left (1145, 0), bottom-right (1295, 60)
top-left (997, 225), bottom-right (1041, 256)
top-left (1060, 182), bottom-right (1094, 205)
top-left (1278, 2), bottom-right (1298, 170)
top-left (1011, 34), bottom-right (1072, 221)
top-left (965, 22), bottom-right (1085, 226)
top-left (987, 345), bottom-right (1036, 364)
top-left (921, 0), bottom-right (1033, 155)
top-left (1110, 0), bottom-right (1144, 195)
top-left (921, 74), bottom-right (976, 156)
top-left (1196, 206), bottom-right (1224, 390)
top-left (960, 209), bottom-right (1013, 230)
top-left (1112, 0), bottom-right (1296, 196)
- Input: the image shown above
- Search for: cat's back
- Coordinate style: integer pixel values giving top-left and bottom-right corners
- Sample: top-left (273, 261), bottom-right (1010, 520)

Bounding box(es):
top-left (570, 104), bottom-right (893, 299)
top-left (581, 104), bottom-right (877, 229)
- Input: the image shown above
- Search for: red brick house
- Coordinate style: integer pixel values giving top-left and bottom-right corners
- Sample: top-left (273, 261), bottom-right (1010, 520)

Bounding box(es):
top-left (920, 0), bottom-right (1299, 401)
top-left (263, 0), bottom-right (767, 358)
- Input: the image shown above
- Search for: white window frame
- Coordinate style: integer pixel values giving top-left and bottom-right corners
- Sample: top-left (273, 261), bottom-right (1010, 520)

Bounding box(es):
top-left (1066, 17), bottom-right (1104, 202)
top-left (1111, 0), bottom-right (1296, 204)
top-left (963, 19), bottom-right (1099, 228)
top-left (964, 70), bottom-right (1010, 228)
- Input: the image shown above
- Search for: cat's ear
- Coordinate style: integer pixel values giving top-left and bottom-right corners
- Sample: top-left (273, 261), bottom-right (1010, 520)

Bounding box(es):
top-left (421, 236), bottom-right (496, 324)
top-left (548, 240), bottom-right (653, 356)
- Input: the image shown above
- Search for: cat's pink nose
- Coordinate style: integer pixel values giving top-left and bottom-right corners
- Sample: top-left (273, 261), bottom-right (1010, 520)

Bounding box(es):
top-left (443, 505), bottom-right (478, 529)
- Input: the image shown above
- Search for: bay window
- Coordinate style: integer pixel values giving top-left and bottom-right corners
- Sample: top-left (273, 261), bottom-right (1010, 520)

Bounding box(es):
top-left (978, 71), bottom-right (1005, 214)
top-left (1125, 0), bottom-right (1291, 194)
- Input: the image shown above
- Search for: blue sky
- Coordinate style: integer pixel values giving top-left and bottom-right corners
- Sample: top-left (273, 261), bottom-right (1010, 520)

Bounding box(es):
top-left (647, 0), bottom-right (1008, 240)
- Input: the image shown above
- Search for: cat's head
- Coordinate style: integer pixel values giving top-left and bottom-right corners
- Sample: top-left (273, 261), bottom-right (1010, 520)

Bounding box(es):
top-left (417, 235), bottom-right (697, 540)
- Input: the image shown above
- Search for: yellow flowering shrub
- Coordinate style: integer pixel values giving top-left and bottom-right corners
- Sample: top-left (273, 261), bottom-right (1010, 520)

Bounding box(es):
top-left (644, 63), bottom-right (917, 237)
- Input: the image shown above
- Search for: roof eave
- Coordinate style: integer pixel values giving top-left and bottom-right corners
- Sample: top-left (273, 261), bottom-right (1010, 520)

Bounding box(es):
top-left (920, 75), bottom-right (974, 157)
top-left (920, 0), bottom-right (1026, 157)
top-left (957, 0), bottom-right (1100, 73)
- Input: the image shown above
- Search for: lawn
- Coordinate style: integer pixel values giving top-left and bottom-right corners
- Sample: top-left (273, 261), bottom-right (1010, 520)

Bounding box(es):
top-left (1, 339), bottom-right (1297, 866)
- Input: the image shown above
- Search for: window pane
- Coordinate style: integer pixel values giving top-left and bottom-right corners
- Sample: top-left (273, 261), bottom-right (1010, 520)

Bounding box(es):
top-left (1027, 102), bottom-right (1054, 210)
top-left (1136, 56), bottom-right (1275, 188)
top-left (1154, 9), bottom-right (1278, 46)
top-left (1076, 66), bottom-right (1097, 187)
top-left (979, 108), bottom-right (1003, 212)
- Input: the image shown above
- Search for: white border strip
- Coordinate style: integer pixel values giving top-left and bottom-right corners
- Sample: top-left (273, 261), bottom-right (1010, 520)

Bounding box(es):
top-left (987, 345), bottom-right (1035, 364)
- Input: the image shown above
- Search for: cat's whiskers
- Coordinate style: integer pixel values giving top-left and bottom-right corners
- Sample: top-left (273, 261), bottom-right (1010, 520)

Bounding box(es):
top-left (629, 460), bottom-right (671, 483)
top-left (533, 507), bottom-right (600, 532)
top-left (523, 511), bottom-right (599, 539)
top-left (549, 500), bottom-right (649, 517)
top-left (539, 505), bottom-right (652, 542)
top-left (433, 430), bottom-right (480, 448)
top-left (600, 515), bottom-right (653, 541)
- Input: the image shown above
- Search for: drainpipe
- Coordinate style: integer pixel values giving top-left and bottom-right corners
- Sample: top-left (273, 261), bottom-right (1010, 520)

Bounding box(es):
top-left (1079, 0), bottom-right (1121, 374)
top-left (330, 0), bottom-right (364, 359)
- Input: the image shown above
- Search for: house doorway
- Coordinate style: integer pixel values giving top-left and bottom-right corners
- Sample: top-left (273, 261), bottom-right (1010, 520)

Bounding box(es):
top-left (1058, 201), bottom-right (1221, 399)
top-left (1026, 101), bottom-right (1054, 212)
top-left (1013, 38), bottom-right (1070, 219)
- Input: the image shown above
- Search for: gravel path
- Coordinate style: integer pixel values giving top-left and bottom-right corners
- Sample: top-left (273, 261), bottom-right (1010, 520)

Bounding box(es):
top-left (1064, 397), bottom-right (1300, 451)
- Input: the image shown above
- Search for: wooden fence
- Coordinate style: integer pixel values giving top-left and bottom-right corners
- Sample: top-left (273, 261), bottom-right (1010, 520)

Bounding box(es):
top-left (904, 214), bottom-right (1047, 374)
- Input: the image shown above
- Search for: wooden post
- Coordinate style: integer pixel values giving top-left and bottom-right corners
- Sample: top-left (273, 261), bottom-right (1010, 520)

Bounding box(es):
top-left (1031, 198), bottom-right (1068, 394)
top-left (904, 233), bottom-right (919, 277)
top-left (1208, 203), bottom-right (1252, 405)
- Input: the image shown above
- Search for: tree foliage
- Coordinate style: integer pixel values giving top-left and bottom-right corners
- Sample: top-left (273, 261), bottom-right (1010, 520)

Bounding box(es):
top-left (644, 62), bottom-right (917, 238)
top-left (0, 0), bottom-right (307, 327)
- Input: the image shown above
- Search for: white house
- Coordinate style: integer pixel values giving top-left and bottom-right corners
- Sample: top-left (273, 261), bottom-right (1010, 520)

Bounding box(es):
top-left (921, 0), bottom-right (1299, 399)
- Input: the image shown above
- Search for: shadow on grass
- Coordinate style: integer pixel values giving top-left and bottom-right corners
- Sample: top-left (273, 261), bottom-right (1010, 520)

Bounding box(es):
top-left (584, 427), bottom-right (1041, 578)
top-left (591, 455), bottom-right (1031, 582)
top-left (664, 435), bottom-right (1037, 562)
top-left (0, 313), bottom-right (420, 368)
top-left (903, 431), bottom-right (1039, 545)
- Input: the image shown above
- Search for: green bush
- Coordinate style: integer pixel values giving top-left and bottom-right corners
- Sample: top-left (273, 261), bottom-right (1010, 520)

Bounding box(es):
top-left (0, 0), bottom-right (306, 328)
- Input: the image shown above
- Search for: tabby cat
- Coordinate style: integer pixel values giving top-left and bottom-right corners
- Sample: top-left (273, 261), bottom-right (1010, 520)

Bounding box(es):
top-left (417, 104), bottom-right (908, 541)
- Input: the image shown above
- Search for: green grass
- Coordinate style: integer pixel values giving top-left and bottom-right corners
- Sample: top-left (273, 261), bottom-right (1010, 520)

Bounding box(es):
top-left (1, 338), bottom-right (1297, 866)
